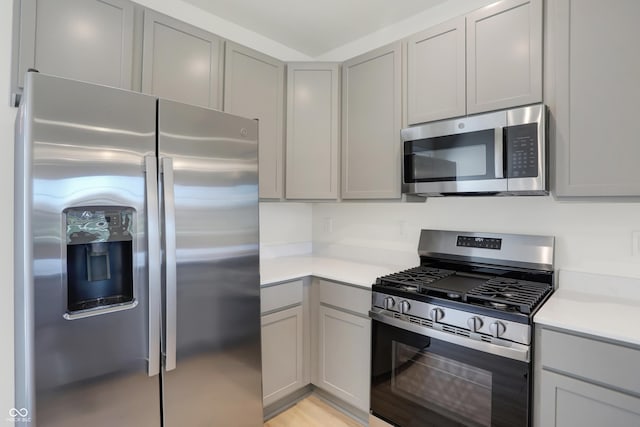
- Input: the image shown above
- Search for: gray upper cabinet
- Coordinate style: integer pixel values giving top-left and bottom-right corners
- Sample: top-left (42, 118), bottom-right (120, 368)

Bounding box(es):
top-left (550, 0), bottom-right (640, 196)
top-left (341, 43), bottom-right (402, 199)
top-left (285, 63), bottom-right (340, 200)
top-left (466, 0), bottom-right (542, 114)
top-left (12, 0), bottom-right (135, 104)
top-left (224, 42), bottom-right (285, 199)
top-left (142, 10), bottom-right (223, 109)
top-left (406, 17), bottom-right (466, 125)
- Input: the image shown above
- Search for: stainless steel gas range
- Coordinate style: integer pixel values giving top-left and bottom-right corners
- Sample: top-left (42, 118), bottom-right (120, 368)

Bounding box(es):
top-left (369, 230), bottom-right (554, 427)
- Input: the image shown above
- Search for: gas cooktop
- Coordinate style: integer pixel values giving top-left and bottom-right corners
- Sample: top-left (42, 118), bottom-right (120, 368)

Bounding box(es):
top-left (375, 265), bottom-right (552, 315)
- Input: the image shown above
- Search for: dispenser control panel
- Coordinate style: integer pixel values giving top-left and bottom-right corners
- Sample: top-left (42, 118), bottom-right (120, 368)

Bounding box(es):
top-left (66, 207), bottom-right (133, 244)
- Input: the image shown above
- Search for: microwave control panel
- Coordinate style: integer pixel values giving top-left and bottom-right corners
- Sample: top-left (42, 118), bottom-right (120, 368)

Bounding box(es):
top-left (505, 123), bottom-right (538, 178)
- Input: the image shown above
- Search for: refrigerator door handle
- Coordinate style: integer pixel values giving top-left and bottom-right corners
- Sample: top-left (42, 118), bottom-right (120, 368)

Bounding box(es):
top-left (145, 156), bottom-right (161, 377)
top-left (161, 157), bottom-right (178, 371)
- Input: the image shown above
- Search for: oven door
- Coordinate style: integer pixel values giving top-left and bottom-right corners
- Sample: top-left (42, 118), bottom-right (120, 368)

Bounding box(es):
top-left (370, 315), bottom-right (530, 427)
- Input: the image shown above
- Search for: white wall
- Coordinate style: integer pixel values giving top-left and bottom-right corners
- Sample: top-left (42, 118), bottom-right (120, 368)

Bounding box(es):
top-left (313, 198), bottom-right (640, 278)
top-left (260, 202), bottom-right (313, 258)
top-left (1, 0), bottom-right (16, 416)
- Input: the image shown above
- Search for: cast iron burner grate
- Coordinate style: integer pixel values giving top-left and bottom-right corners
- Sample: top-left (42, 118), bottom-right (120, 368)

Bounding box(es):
top-left (377, 266), bottom-right (455, 289)
top-left (466, 278), bottom-right (552, 314)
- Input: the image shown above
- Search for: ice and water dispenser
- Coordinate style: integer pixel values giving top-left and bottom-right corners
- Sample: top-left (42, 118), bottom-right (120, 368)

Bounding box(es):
top-left (65, 207), bottom-right (135, 315)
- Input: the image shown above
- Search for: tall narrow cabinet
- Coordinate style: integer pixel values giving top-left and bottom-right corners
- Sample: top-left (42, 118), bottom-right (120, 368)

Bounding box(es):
top-left (341, 43), bottom-right (402, 199)
top-left (550, 0), bottom-right (640, 196)
top-left (285, 63), bottom-right (340, 200)
top-left (224, 43), bottom-right (285, 199)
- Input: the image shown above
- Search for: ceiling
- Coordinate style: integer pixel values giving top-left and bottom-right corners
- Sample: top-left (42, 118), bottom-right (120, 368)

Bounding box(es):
top-left (181, 0), bottom-right (447, 57)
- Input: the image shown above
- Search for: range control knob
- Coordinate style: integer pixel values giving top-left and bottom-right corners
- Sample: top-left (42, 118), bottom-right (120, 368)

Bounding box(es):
top-left (467, 316), bottom-right (484, 332)
top-left (383, 297), bottom-right (395, 310)
top-left (398, 300), bottom-right (411, 314)
top-left (490, 321), bottom-right (507, 338)
top-left (429, 308), bottom-right (444, 322)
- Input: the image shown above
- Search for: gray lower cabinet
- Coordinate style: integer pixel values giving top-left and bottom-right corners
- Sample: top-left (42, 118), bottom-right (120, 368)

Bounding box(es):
top-left (224, 42), bottom-right (285, 200)
top-left (260, 280), bottom-right (305, 407)
top-left (315, 280), bottom-right (371, 413)
top-left (341, 43), bottom-right (402, 199)
top-left (285, 63), bottom-right (340, 200)
top-left (142, 9), bottom-right (223, 109)
top-left (535, 327), bottom-right (640, 427)
top-left (11, 0), bottom-right (136, 105)
top-left (406, 17), bottom-right (466, 125)
top-left (466, 0), bottom-right (542, 114)
top-left (540, 371), bottom-right (640, 427)
top-left (261, 306), bottom-right (304, 406)
top-left (549, 0), bottom-right (640, 196)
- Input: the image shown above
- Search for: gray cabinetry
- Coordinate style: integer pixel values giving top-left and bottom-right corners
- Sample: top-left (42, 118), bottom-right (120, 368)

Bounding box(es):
top-left (535, 327), bottom-right (640, 427)
top-left (260, 280), bottom-right (305, 407)
top-left (550, 0), bottom-right (640, 196)
top-left (315, 280), bottom-right (371, 413)
top-left (406, 17), bottom-right (466, 124)
top-left (341, 43), bottom-right (402, 199)
top-left (261, 306), bottom-right (304, 407)
top-left (142, 10), bottom-right (223, 109)
top-left (466, 0), bottom-right (542, 114)
top-left (12, 0), bottom-right (135, 104)
top-left (224, 42), bottom-right (285, 199)
top-left (540, 371), bottom-right (640, 427)
top-left (285, 63), bottom-right (340, 200)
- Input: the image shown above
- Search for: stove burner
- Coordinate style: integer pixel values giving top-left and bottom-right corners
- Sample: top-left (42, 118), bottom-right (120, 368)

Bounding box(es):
top-left (466, 278), bottom-right (552, 314)
top-left (488, 301), bottom-right (510, 310)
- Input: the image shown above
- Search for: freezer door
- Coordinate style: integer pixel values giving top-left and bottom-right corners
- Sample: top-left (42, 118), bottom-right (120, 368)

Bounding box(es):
top-left (158, 99), bottom-right (262, 426)
top-left (14, 73), bottom-right (161, 427)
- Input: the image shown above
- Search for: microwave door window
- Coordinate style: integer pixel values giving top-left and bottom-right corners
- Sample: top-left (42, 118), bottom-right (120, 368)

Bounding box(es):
top-left (405, 130), bottom-right (496, 182)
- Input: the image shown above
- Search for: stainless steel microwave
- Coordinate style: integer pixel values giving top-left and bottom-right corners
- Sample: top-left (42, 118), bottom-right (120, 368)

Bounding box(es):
top-left (402, 104), bottom-right (547, 196)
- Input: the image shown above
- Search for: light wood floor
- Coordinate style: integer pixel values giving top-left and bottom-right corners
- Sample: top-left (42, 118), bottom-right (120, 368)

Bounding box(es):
top-left (264, 395), bottom-right (364, 427)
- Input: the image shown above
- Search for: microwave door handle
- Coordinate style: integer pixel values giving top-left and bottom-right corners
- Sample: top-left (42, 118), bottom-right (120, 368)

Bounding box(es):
top-left (161, 157), bottom-right (177, 372)
top-left (144, 156), bottom-right (161, 377)
top-left (495, 127), bottom-right (504, 179)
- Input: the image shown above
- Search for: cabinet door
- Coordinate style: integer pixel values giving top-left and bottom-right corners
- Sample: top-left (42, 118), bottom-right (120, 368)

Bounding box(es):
top-left (142, 10), bottom-right (223, 109)
top-left (552, 0), bottom-right (640, 196)
top-left (539, 370), bottom-right (640, 427)
top-left (407, 17), bottom-right (466, 124)
top-left (261, 306), bottom-right (304, 406)
top-left (342, 43), bottom-right (402, 199)
top-left (317, 305), bottom-right (371, 413)
top-left (224, 42), bottom-right (285, 199)
top-left (466, 0), bottom-right (542, 114)
top-left (286, 63), bottom-right (340, 200)
top-left (14, 0), bottom-right (135, 99)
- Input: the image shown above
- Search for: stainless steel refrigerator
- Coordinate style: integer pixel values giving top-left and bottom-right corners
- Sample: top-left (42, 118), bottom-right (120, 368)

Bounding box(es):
top-left (14, 72), bottom-right (263, 426)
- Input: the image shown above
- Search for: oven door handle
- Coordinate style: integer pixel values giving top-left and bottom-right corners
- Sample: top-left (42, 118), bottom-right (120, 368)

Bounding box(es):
top-left (369, 308), bottom-right (530, 363)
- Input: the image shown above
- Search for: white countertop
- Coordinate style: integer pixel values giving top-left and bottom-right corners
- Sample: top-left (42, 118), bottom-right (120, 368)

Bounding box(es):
top-left (534, 270), bottom-right (640, 347)
top-left (260, 255), bottom-right (408, 288)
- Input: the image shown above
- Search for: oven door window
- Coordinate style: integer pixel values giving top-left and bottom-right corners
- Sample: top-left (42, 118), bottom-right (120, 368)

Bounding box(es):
top-left (371, 320), bottom-right (530, 427)
top-left (404, 129), bottom-right (497, 183)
